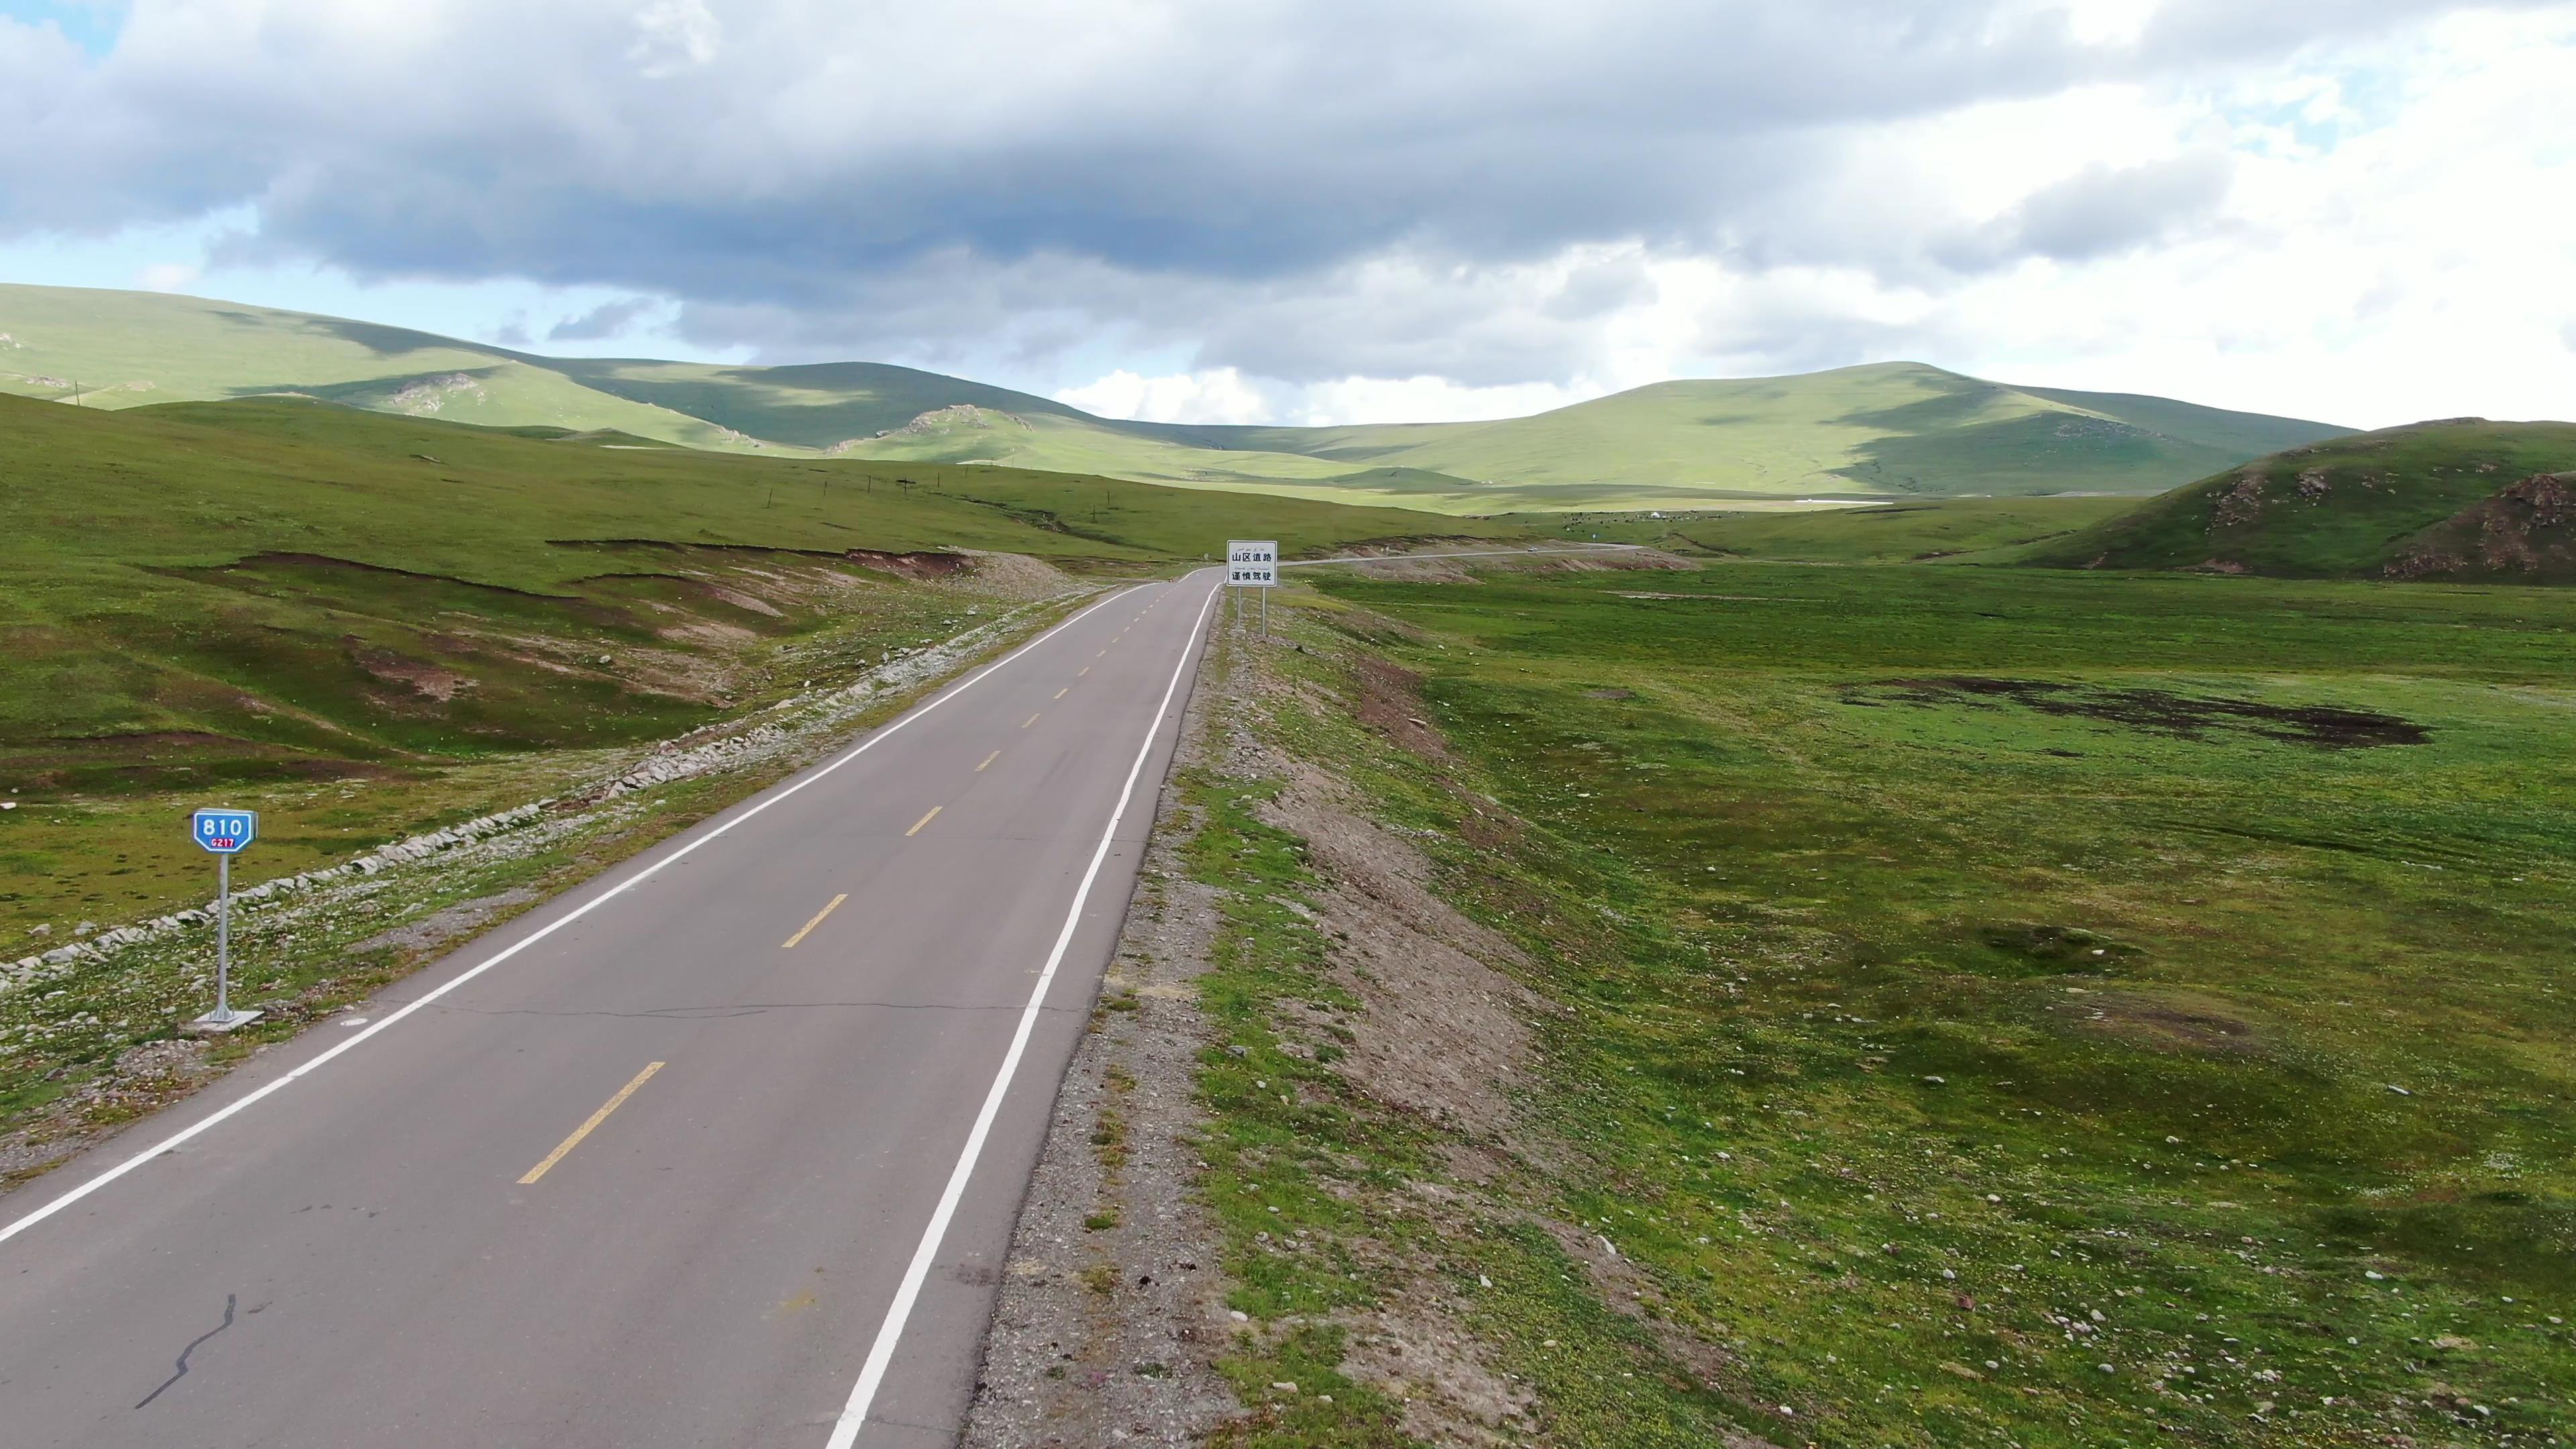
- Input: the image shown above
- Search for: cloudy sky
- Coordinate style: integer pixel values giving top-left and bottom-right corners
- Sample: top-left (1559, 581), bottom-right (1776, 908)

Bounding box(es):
top-left (3, 0), bottom-right (2571, 428)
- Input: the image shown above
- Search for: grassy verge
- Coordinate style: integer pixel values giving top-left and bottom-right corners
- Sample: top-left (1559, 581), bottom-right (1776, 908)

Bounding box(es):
top-left (1180, 772), bottom-right (1429, 1443)
top-left (1179, 561), bottom-right (2576, 1446)
top-left (1504, 496), bottom-right (2143, 564)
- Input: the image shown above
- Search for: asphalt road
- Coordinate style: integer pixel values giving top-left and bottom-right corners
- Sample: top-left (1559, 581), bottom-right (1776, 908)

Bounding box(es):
top-left (0, 570), bottom-right (1223, 1448)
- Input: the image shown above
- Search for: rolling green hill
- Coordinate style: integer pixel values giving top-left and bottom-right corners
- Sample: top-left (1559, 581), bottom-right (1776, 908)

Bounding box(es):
top-left (0, 285), bottom-right (770, 451)
top-left (2026, 420), bottom-right (2576, 580)
top-left (1, 284), bottom-right (2349, 510)
top-left (1133, 365), bottom-right (2343, 501)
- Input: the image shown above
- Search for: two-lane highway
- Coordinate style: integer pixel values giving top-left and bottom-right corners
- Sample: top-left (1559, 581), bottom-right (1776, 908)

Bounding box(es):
top-left (0, 570), bottom-right (1224, 1446)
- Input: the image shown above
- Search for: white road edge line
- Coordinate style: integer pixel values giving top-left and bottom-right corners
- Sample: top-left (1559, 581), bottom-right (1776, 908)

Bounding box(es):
top-left (0, 580), bottom-right (1158, 1248)
top-left (822, 572), bottom-right (1221, 1449)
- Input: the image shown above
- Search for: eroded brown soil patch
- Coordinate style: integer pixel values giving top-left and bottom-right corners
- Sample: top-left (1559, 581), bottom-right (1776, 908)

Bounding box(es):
top-left (349, 643), bottom-right (472, 700)
top-left (1348, 653), bottom-right (1454, 765)
top-left (845, 547), bottom-right (973, 579)
top-left (2052, 987), bottom-right (2269, 1058)
top-left (1847, 676), bottom-right (2430, 749)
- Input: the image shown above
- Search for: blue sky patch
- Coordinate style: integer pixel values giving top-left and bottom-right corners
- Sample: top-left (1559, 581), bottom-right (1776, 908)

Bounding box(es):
top-left (1, 1), bottom-right (125, 58)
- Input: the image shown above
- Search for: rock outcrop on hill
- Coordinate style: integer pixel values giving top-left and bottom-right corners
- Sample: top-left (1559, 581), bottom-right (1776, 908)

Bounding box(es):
top-left (2387, 471), bottom-right (2576, 582)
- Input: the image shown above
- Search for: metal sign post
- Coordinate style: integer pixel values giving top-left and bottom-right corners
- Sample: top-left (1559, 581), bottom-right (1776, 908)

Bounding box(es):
top-left (1225, 539), bottom-right (1279, 638)
top-left (188, 808), bottom-right (263, 1032)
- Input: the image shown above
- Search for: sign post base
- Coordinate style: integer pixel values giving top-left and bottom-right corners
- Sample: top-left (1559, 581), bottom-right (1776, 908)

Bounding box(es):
top-left (184, 1008), bottom-right (265, 1034)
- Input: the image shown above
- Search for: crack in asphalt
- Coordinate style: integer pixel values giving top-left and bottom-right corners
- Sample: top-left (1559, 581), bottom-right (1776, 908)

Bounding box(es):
top-left (135, 1293), bottom-right (234, 1409)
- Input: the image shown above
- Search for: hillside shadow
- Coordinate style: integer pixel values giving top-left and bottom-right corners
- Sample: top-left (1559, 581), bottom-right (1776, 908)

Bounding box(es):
top-left (206, 306), bottom-right (480, 360)
top-left (220, 366), bottom-right (508, 403)
top-left (1832, 374), bottom-right (2010, 433)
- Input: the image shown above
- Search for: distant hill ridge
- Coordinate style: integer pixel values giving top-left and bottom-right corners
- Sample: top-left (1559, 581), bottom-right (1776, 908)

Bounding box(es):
top-left (0, 283), bottom-right (2350, 513)
top-left (2027, 419), bottom-right (2576, 581)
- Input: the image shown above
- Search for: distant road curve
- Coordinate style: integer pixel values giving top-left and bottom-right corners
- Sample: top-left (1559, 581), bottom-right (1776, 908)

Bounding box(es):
top-left (1282, 542), bottom-right (1650, 567)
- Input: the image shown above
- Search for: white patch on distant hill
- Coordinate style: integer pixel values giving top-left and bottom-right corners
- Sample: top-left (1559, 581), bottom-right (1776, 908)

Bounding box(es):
top-left (881, 404), bottom-right (1027, 438)
top-left (389, 372), bottom-right (486, 415)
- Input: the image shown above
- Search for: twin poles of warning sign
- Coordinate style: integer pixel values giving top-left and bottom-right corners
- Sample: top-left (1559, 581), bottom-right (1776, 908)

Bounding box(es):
top-left (1226, 539), bottom-right (1278, 637)
top-left (187, 807), bottom-right (264, 1033)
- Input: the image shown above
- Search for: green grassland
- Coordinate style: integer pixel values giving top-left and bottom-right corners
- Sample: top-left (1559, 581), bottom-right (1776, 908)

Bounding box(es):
top-left (1202, 561), bottom-right (2575, 1444)
top-left (3, 286), bottom-right (2347, 510)
top-left (0, 393), bottom-right (1507, 934)
top-left (1509, 496), bottom-right (2142, 564)
top-left (2033, 421), bottom-right (2576, 580)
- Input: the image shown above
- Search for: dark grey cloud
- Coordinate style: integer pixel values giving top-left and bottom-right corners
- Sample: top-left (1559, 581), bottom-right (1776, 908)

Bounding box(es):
top-left (547, 297), bottom-right (657, 342)
top-left (1929, 153), bottom-right (2236, 273)
top-left (0, 0), bottom-right (2557, 384)
top-left (2011, 154), bottom-right (2235, 262)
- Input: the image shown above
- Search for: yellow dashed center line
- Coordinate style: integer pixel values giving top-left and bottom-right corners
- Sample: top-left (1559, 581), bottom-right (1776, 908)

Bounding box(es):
top-left (519, 1062), bottom-right (664, 1185)
top-left (906, 805), bottom-right (943, 837)
top-left (1078, 666), bottom-right (1089, 676)
top-left (1022, 712), bottom-right (1041, 729)
top-left (780, 892), bottom-right (848, 949)
top-left (976, 750), bottom-right (1000, 772)
top-left (1054, 688), bottom-right (1068, 699)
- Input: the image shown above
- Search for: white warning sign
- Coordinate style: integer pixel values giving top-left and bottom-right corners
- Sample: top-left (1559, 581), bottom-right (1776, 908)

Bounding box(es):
top-left (1226, 539), bottom-right (1279, 588)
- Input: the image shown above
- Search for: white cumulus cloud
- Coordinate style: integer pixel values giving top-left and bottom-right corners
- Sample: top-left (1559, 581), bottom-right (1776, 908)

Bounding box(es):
top-left (629, 0), bottom-right (721, 78)
top-left (1057, 368), bottom-right (1271, 425)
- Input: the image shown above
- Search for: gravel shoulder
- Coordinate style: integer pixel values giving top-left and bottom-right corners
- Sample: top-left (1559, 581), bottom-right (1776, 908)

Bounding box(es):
top-left (964, 603), bottom-right (1244, 1448)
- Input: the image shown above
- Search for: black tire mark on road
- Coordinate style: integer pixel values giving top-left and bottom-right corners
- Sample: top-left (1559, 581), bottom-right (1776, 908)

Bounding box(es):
top-left (136, 1293), bottom-right (234, 1409)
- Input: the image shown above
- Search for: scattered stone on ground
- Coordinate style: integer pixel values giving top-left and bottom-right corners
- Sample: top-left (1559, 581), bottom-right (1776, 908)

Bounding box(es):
top-left (348, 888), bottom-right (541, 957)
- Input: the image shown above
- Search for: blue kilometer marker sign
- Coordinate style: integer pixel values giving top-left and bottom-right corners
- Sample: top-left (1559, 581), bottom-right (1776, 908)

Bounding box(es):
top-left (188, 808), bottom-right (262, 1030)
top-left (193, 808), bottom-right (257, 854)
